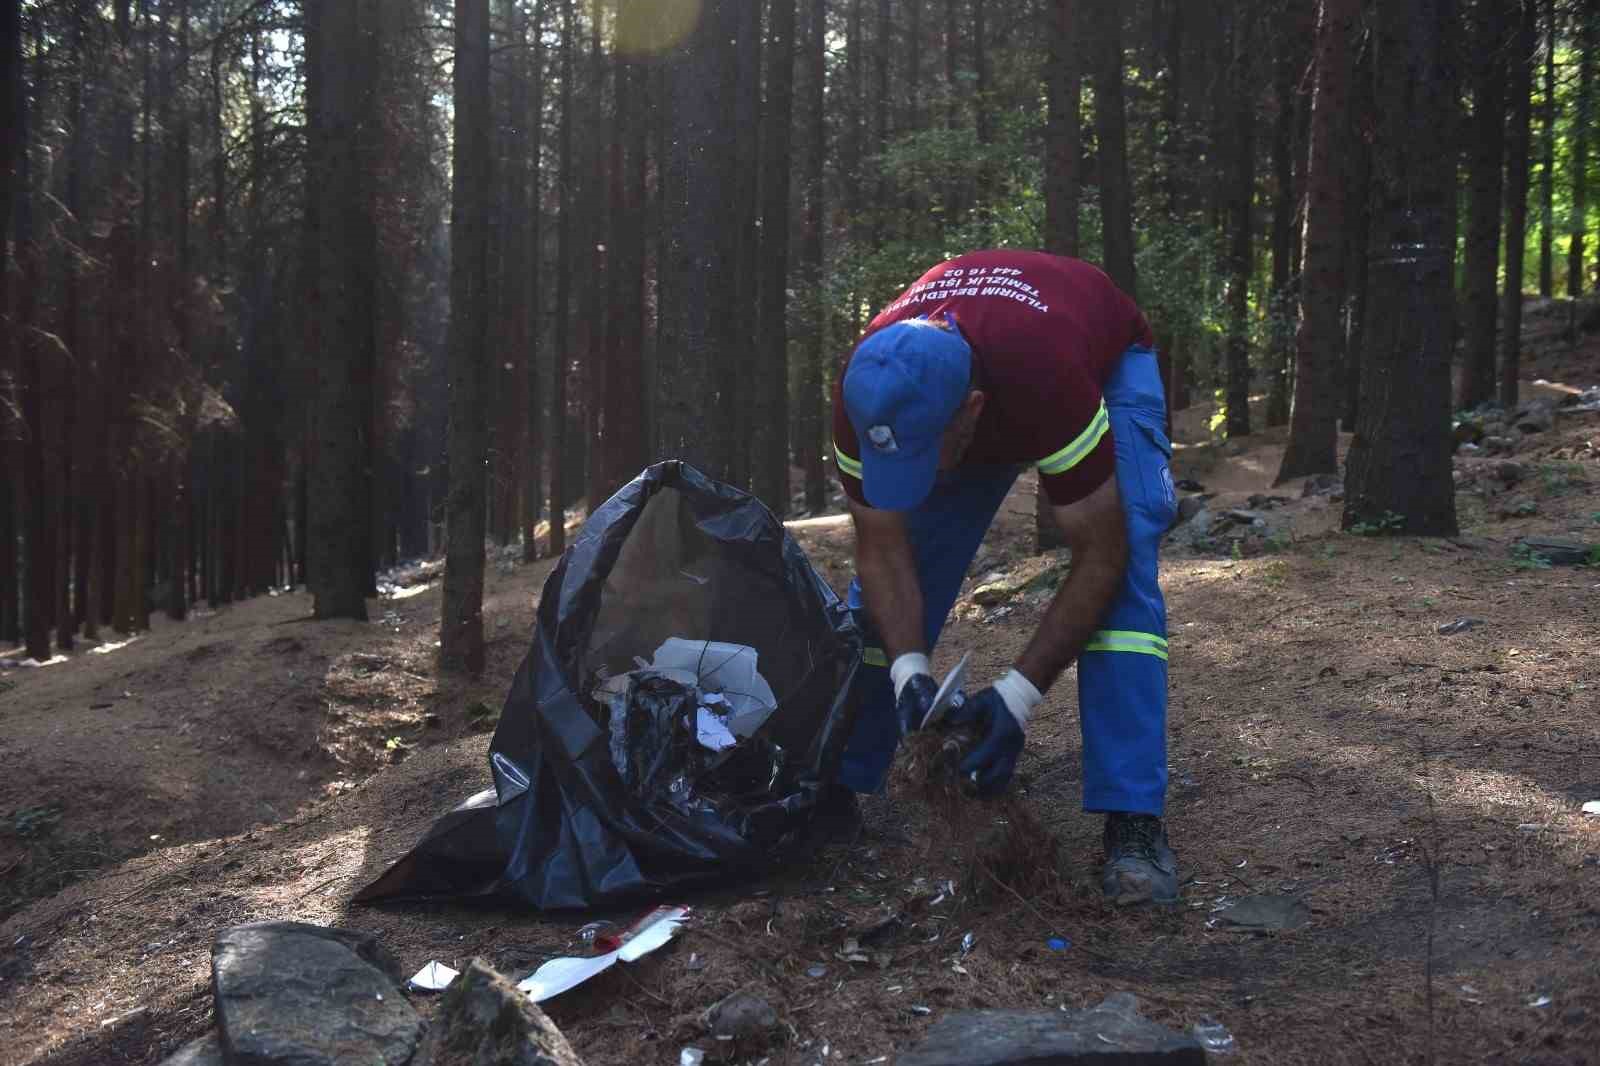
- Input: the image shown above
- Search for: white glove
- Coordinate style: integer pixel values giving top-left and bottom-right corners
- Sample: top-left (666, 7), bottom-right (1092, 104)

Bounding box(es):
top-left (990, 668), bottom-right (1043, 730)
top-left (889, 652), bottom-right (932, 699)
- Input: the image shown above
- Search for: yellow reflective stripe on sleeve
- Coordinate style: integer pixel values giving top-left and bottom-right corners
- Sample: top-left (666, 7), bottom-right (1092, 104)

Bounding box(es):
top-left (1082, 629), bottom-right (1169, 661)
top-left (863, 647), bottom-right (888, 667)
top-left (1036, 402), bottom-right (1111, 477)
top-left (834, 444), bottom-right (863, 480)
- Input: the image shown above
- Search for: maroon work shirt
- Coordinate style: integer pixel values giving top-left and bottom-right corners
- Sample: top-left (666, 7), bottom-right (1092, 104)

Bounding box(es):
top-left (832, 250), bottom-right (1153, 508)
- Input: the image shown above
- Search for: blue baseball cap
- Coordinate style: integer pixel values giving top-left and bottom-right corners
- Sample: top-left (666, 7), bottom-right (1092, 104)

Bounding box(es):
top-left (842, 318), bottom-right (973, 510)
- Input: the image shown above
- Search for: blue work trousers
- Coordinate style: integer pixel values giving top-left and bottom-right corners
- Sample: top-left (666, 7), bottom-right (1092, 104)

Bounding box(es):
top-left (837, 346), bottom-right (1177, 815)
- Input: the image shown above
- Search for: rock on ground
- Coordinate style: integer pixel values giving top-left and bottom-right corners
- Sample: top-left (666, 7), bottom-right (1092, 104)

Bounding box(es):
top-left (895, 993), bottom-right (1205, 1065)
top-left (212, 922), bottom-right (422, 1066)
top-left (415, 958), bottom-right (584, 1066)
top-left (159, 1034), bottom-right (225, 1066)
top-left (705, 990), bottom-right (779, 1041)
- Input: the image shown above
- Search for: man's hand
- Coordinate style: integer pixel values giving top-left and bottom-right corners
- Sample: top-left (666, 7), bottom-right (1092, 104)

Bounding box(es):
top-left (891, 653), bottom-right (938, 736)
top-left (948, 669), bottom-right (1041, 796)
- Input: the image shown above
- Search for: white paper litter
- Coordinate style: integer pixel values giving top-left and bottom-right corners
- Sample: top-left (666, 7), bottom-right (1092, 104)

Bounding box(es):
top-left (695, 706), bottom-right (738, 752)
top-left (1581, 800), bottom-right (1600, 816)
top-left (518, 905), bottom-right (690, 1002)
top-left (407, 961), bottom-right (459, 992)
top-left (650, 639), bottom-right (778, 737)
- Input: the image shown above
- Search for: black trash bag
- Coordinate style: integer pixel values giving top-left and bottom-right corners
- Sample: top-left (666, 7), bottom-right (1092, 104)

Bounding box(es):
top-left (356, 461), bottom-right (862, 910)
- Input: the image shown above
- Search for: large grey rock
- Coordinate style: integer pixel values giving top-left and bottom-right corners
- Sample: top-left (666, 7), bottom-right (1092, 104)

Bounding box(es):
top-left (1514, 535), bottom-right (1595, 565)
top-left (1513, 400), bottom-right (1556, 434)
top-left (1300, 473), bottom-right (1343, 499)
top-left (705, 991), bottom-right (779, 1041)
top-left (213, 922), bottom-right (422, 1066)
top-left (159, 1034), bottom-right (225, 1066)
top-left (1175, 495), bottom-right (1207, 525)
top-left (896, 993), bottom-right (1205, 1066)
top-left (415, 958), bottom-right (584, 1066)
top-left (1212, 894), bottom-right (1311, 932)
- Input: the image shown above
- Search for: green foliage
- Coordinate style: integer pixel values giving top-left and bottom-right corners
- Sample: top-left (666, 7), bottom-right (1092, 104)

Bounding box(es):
top-left (1510, 542), bottom-right (1554, 571)
top-left (1537, 462), bottom-right (1586, 496)
top-left (8, 805), bottom-right (61, 839)
top-left (1347, 511), bottom-right (1407, 537)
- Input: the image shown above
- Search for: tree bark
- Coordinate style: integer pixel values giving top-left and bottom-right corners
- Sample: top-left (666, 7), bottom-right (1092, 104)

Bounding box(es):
top-left (1571, 0), bottom-right (1593, 297)
top-left (1538, 0), bottom-right (1555, 297)
top-left (1343, 0), bottom-right (1458, 537)
top-left (1040, 0), bottom-right (1080, 553)
top-left (657, 0), bottom-right (739, 475)
top-left (548, 0), bottom-right (574, 557)
top-left (15, 10), bottom-right (54, 660)
top-left (1342, 30), bottom-right (1373, 433)
top-left (756, 0), bottom-right (798, 516)
top-left (802, 0), bottom-right (827, 513)
top-left (1501, 0), bottom-right (1535, 409)
top-left (1224, 3), bottom-right (1254, 440)
top-left (1045, 0), bottom-right (1081, 258)
top-left (441, 0), bottom-right (491, 676)
top-left (0, 0), bottom-right (16, 646)
top-left (1278, 0), bottom-right (1358, 484)
top-left (308, 0), bottom-right (376, 619)
top-left (522, 0), bottom-right (547, 562)
top-left (1265, 5), bottom-right (1298, 430)
top-left (1458, 0), bottom-right (1506, 411)
top-left (1089, 0), bottom-right (1137, 298)
top-left (727, 0), bottom-right (761, 489)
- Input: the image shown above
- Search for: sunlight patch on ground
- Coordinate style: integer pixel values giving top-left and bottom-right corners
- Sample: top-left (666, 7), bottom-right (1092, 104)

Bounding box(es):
top-left (785, 513), bottom-right (852, 531)
top-left (385, 582), bottom-right (433, 601)
top-left (88, 636), bottom-right (141, 656)
top-left (246, 824), bottom-right (374, 910)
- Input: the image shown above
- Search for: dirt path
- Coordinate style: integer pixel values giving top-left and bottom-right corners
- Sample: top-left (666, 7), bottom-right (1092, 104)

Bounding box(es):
top-left (3, 380), bottom-right (1598, 1065)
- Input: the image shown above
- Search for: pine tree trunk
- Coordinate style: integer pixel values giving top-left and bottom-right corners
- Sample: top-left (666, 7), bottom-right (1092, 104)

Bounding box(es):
top-left (1265, 8), bottom-right (1297, 430)
top-left (579, 5), bottom-right (608, 508)
top-left (440, 0), bottom-right (492, 677)
top-left (0, 0), bottom-right (17, 645)
top-left (1342, 33), bottom-right (1373, 433)
top-left (1343, 0), bottom-right (1458, 537)
top-left (1090, 0), bottom-right (1137, 298)
top-left (1224, 4), bottom-right (1254, 440)
top-left (726, 0), bottom-right (761, 489)
top-left (1040, 0), bottom-right (1080, 554)
top-left (1538, 0), bottom-right (1555, 297)
top-left (522, 0), bottom-right (547, 562)
top-left (308, 0), bottom-right (376, 620)
top-left (657, 0), bottom-right (739, 476)
top-left (1045, 0), bottom-right (1081, 258)
top-left (1570, 1), bottom-right (1592, 297)
top-left (548, 0), bottom-right (574, 557)
top-left (16, 32), bottom-right (54, 661)
top-left (1277, 0), bottom-right (1358, 484)
top-left (1459, 1), bottom-right (1506, 411)
top-left (1501, 0), bottom-right (1535, 409)
top-left (755, 0), bottom-right (797, 516)
top-left (802, 0), bottom-right (828, 514)
top-left (603, 1), bottom-right (647, 506)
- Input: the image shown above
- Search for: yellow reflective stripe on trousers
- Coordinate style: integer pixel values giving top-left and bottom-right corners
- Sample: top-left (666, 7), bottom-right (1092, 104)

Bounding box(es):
top-left (1082, 629), bottom-right (1169, 661)
top-left (834, 444), bottom-right (864, 480)
top-left (1036, 402), bottom-right (1111, 476)
top-left (863, 647), bottom-right (888, 668)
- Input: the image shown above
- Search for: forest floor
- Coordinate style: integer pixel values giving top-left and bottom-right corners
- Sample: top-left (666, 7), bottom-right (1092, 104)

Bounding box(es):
top-left (3, 340), bottom-right (1600, 1065)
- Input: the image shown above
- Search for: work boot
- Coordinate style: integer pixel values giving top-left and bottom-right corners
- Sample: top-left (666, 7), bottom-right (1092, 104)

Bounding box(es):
top-left (1101, 812), bottom-right (1178, 906)
top-left (808, 783), bottom-right (864, 842)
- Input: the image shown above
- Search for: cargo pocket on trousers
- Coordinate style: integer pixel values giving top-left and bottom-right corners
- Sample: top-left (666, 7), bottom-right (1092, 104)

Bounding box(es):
top-left (1129, 416), bottom-right (1178, 532)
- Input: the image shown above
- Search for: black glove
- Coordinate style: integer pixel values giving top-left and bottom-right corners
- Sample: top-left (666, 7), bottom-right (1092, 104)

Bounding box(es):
top-left (895, 673), bottom-right (939, 738)
top-left (946, 685), bottom-right (1026, 797)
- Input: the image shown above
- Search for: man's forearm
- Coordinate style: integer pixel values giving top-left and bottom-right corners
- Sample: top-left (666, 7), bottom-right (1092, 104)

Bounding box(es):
top-left (1014, 552), bottom-right (1125, 693)
top-left (857, 547), bottom-right (927, 661)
